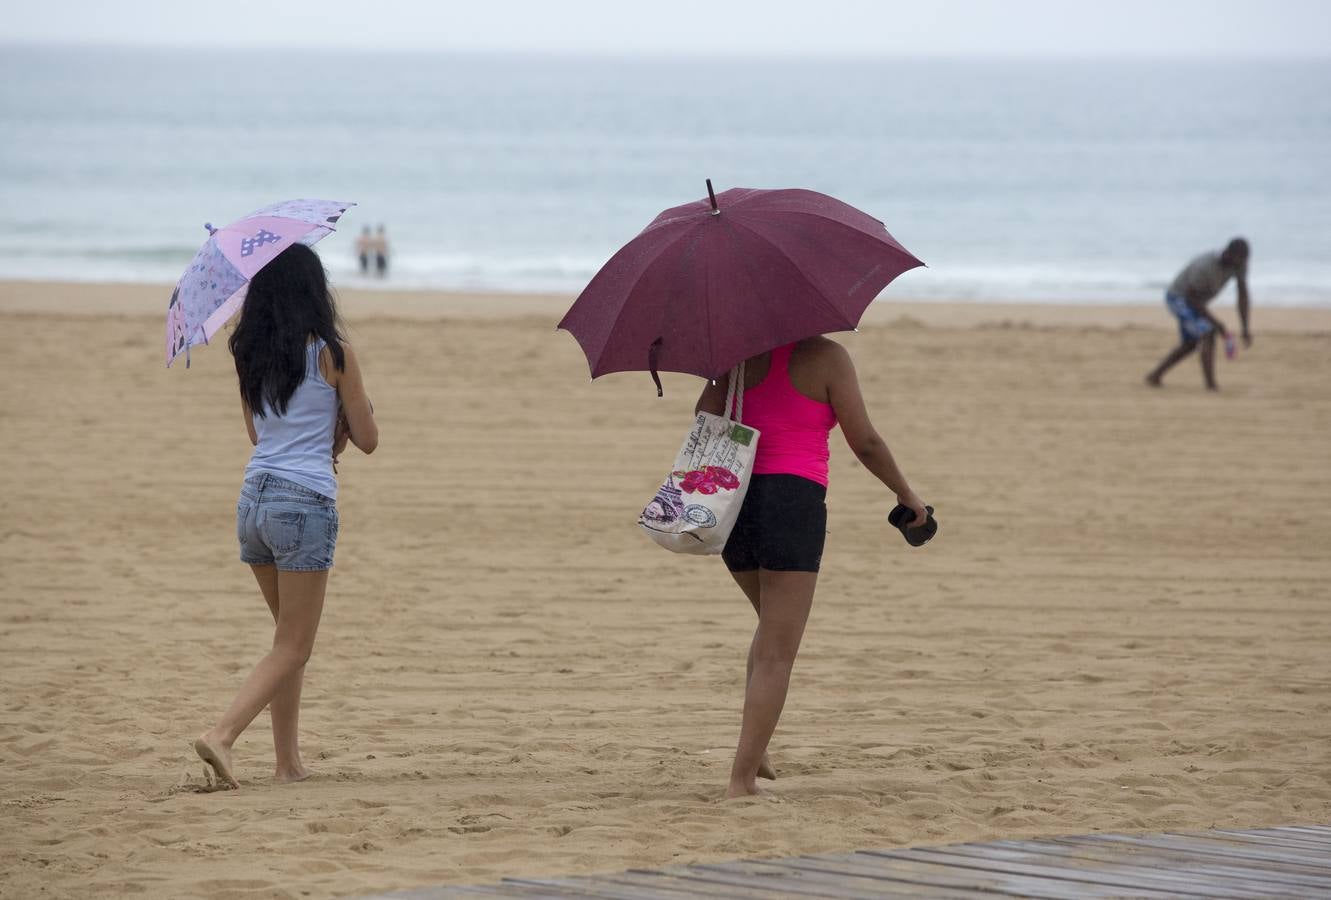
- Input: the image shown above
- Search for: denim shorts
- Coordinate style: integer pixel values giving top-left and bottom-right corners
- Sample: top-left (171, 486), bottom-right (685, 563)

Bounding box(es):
top-left (237, 473), bottom-right (339, 571)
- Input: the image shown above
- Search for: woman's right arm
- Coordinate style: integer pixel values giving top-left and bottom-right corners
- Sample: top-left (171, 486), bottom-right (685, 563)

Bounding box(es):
top-left (825, 343), bottom-right (928, 526)
top-left (332, 343), bottom-right (378, 454)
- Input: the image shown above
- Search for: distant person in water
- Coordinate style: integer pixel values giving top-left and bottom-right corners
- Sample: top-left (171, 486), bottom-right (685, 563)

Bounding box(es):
top-left (371, 225), bottom-right (390, 278)
top-left (355, 227), bottom-right (372, 275)
top-left (1146, 238), bottom-right (1252, 391)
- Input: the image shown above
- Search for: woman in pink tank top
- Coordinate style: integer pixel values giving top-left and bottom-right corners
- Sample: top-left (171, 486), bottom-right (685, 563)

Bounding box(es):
top-left (696, 337), bottom-right (928, 799)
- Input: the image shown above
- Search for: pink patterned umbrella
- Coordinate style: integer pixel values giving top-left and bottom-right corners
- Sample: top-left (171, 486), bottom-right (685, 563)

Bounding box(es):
top-left (559, 182), bottom-right (923, 391)
top-left (165, 199), bottom-right (355, 367)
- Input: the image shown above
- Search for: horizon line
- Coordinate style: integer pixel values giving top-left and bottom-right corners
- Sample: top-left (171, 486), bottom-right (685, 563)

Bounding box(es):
top-left (3, 38), bottom-right (1329, 64)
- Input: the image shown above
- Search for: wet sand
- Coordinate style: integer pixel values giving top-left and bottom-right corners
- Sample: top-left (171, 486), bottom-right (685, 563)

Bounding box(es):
top-left (1, 280), bottom-right (1328, 898)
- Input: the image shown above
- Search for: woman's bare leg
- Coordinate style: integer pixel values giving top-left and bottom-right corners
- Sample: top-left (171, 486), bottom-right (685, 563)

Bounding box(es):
top-left (729, 570), bottom-right (776, 780)
top-left (726, 569), bottom-right (816, 798)
top-left (250, 565), bottom-right (311, 782)
top-left (196, 569), bottom-right (328, 787)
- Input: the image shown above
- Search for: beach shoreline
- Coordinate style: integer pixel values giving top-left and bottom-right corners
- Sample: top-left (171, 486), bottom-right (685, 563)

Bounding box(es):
top-left (4, 278), bottom-right (1331, 332)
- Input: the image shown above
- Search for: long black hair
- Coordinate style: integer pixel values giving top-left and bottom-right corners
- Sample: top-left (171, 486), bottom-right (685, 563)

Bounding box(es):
top-left (228, 243), bottom-right (346, 417)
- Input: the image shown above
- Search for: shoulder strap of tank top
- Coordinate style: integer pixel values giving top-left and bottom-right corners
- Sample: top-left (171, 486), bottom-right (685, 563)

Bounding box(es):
top-left (308, 337), bottom-right (328, 378)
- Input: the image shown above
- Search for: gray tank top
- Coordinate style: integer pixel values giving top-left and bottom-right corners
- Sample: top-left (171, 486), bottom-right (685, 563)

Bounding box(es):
top-left (243, 339), bottom-right (338, 499)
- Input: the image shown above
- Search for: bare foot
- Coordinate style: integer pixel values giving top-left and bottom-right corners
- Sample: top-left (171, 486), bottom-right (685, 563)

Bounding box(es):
top-left (724, 779), bottom-right (762, 800)
top-left (274, 766), bottom-right (311, 784)
top-left (194, 735), bottom-right (238, 789)
top-left (757, 754), bottom-right (776, 781)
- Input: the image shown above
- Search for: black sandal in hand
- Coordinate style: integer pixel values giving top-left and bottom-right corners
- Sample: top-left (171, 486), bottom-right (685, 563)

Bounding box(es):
top-left (888, 504), bottom-right (938, 547)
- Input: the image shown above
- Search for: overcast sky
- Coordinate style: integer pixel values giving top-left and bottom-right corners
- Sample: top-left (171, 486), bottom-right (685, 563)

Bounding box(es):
top-left (6, 0), bottom-right (1330, 58)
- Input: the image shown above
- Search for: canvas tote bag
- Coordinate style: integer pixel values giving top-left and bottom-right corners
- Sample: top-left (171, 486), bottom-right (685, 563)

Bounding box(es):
top-left (638, 363), bottom-right (761, 554)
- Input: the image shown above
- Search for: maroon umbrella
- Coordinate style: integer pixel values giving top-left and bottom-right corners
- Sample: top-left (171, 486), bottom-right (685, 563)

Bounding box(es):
top-left (558, 181), bottom-right (924, 392)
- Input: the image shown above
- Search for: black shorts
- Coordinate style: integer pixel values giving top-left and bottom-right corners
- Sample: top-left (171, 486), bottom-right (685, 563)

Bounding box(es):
top-left (722, 474), bottom-right (828, 573)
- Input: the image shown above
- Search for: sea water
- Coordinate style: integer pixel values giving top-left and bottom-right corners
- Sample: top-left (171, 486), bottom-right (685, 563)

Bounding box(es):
top-left (1, 44), bottom-right (1327, 305)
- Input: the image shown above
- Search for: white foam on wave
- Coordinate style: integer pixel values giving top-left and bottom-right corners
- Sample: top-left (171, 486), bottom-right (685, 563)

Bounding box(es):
top-left (4, 248), bottom-right (1331, 308)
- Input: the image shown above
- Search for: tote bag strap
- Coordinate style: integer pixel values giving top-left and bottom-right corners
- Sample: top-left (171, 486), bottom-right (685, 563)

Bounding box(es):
top-left (725, 360), bottom-right (746, 423)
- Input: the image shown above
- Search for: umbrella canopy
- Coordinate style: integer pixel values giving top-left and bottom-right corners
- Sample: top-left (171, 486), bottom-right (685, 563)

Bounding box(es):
top-left (165, 198), bottom-right (354, 367)
top-left (558, 183), bottom-right (923, 386)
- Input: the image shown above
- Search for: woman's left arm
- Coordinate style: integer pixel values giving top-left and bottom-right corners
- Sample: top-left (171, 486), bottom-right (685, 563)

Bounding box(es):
top-left (825, 343), bottom-right (928, 525)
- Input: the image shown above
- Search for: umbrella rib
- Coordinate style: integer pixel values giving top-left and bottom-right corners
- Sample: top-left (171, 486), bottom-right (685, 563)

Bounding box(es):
top-left (721, 220), bottom-right (788, 366)
top-left (749, 208), bottom-right (924, 280)
top-left (589, 226), bottom-right (707, 377)
top-left (747, 206), bottom-right (915, 251)
top-left (724, 218), bottom-right (859, 329)
top-left (699, 266), bottom-right (713, 380)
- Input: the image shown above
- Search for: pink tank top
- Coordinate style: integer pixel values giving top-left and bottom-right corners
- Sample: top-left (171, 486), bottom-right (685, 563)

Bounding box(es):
top-left (735, 343), bottom-right (838, 487)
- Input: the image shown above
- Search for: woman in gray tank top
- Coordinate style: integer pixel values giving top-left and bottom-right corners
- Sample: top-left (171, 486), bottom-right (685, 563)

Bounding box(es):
top-left (193, 243), bottom-right (378, 789)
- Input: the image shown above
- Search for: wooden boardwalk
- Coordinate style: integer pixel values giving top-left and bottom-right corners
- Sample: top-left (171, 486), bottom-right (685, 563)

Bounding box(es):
top-left (367, 824), bottom-right (1331, 898)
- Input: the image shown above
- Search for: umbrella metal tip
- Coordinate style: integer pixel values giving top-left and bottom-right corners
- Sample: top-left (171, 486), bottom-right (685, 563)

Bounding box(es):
top-left (204, 222), bottom-right (217, 235)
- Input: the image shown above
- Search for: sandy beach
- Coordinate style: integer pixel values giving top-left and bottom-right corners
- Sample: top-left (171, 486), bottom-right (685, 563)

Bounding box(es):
top-left (1, 280), bottom-right (1328, 899)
